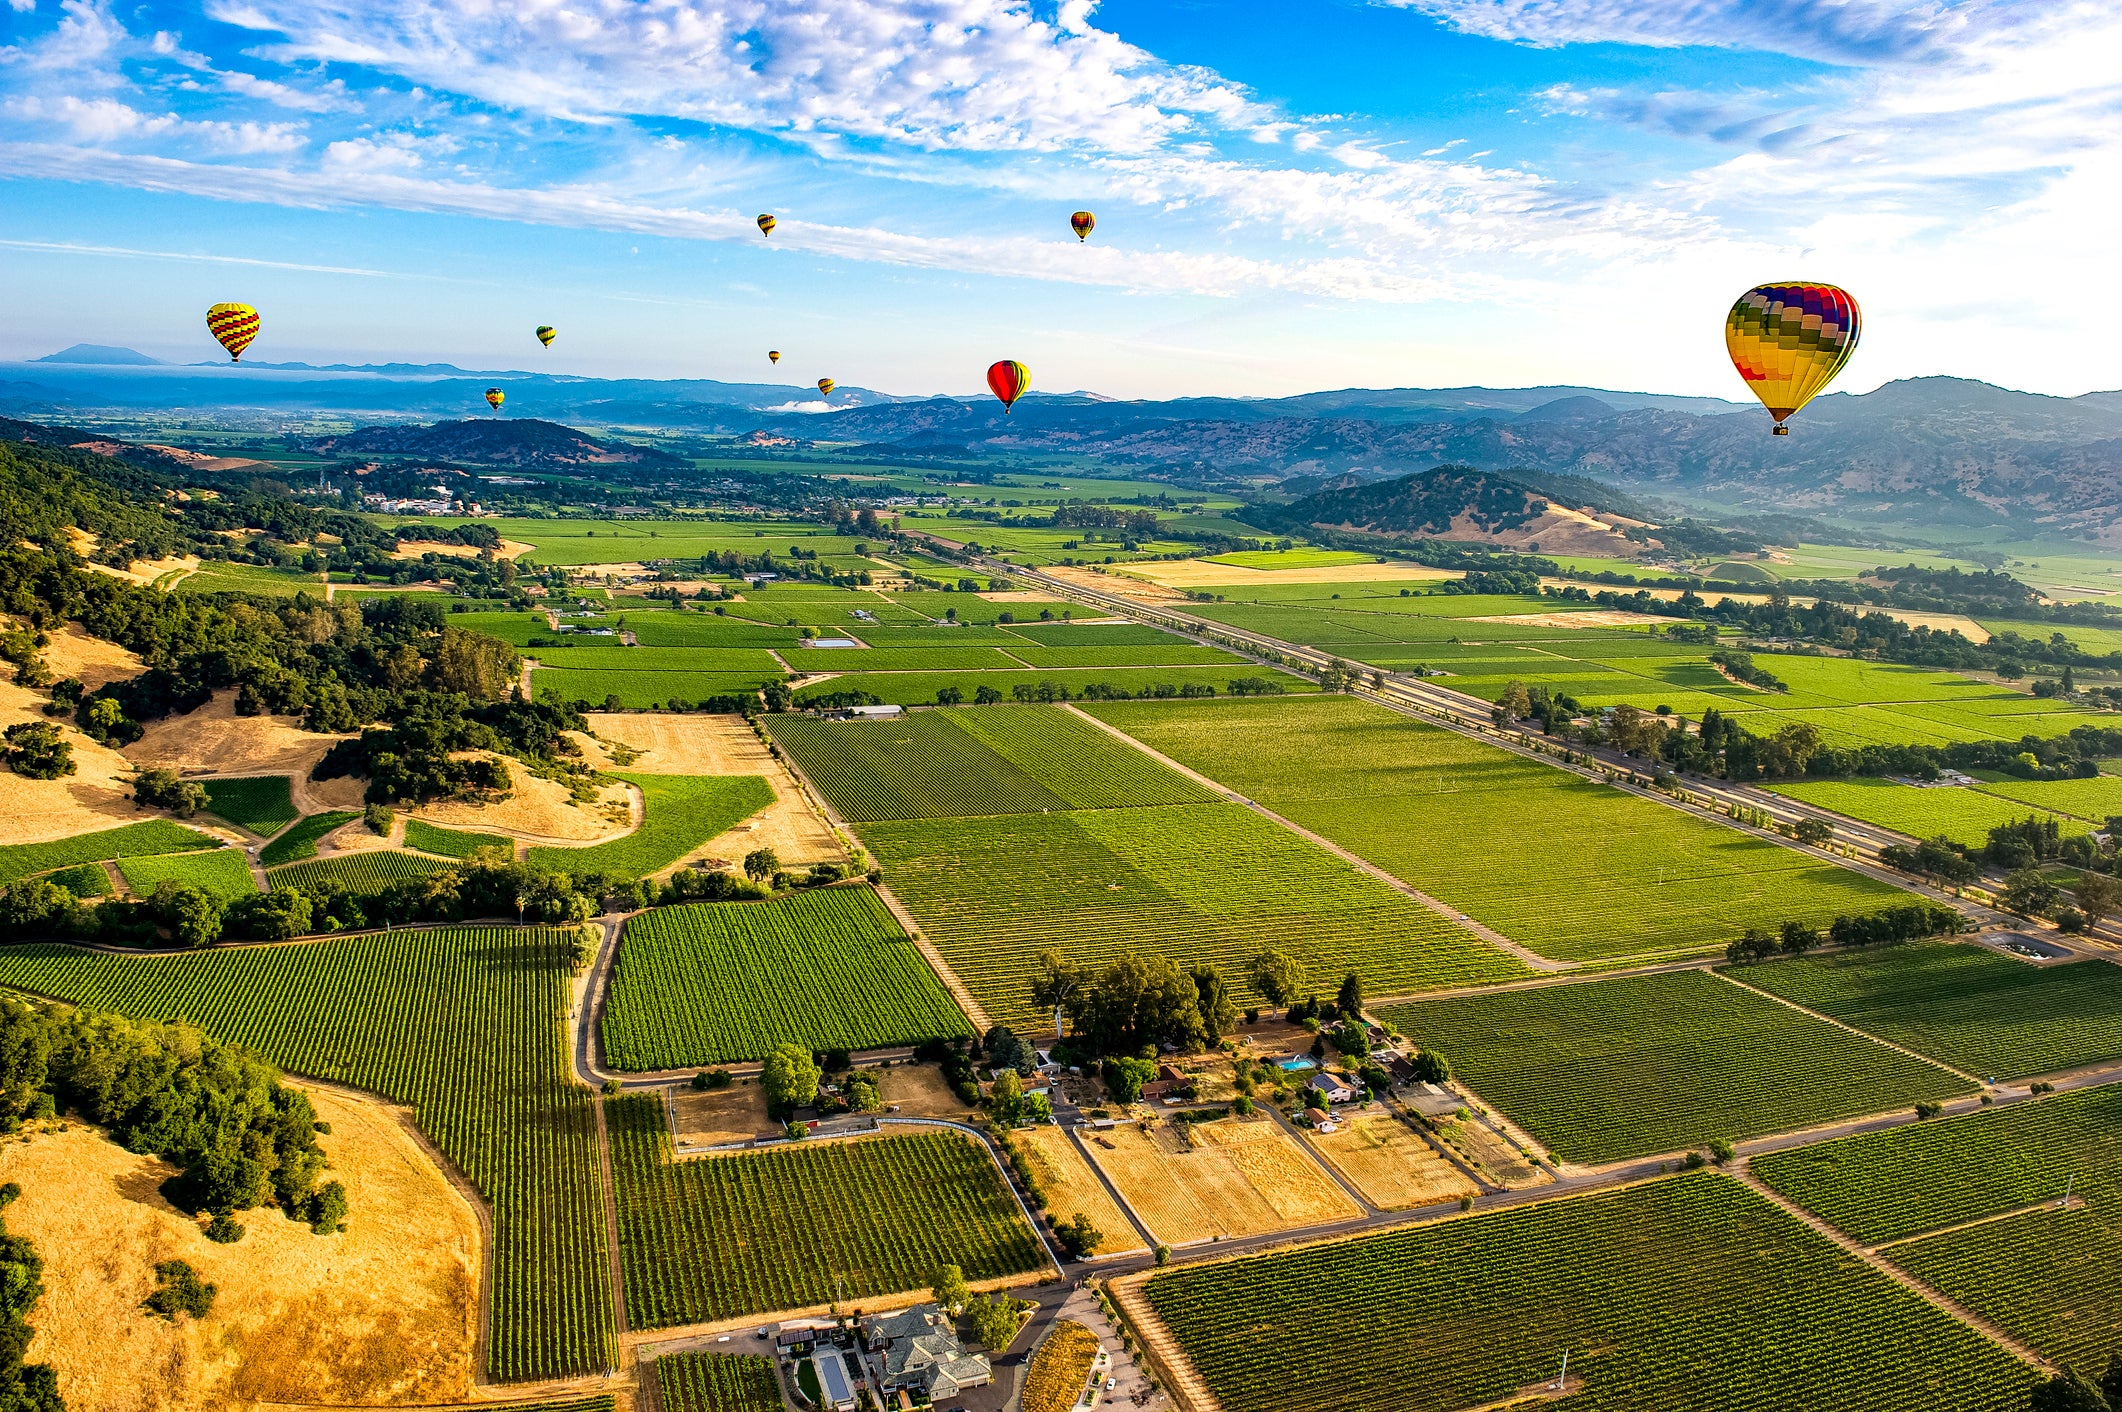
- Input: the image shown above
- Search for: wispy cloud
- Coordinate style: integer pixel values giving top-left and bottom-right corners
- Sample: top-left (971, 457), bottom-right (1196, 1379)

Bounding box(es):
top-left (0, 236), bottom-right (410, 276)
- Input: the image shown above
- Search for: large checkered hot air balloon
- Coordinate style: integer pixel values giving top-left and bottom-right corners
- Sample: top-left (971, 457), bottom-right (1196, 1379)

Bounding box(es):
top-left (206, 303), bottom-right (260, 361)
top-left (1725, 282), bottom-right (1861, 436)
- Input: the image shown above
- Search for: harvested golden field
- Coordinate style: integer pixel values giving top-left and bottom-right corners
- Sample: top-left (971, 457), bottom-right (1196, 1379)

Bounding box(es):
top-left (670, 1082), bottom-right (773, 1147)
top-left (1022, 1320), bottom-right (1102, 1412)
top-left (1120, 560), bottom-right (1454, 588)
top-left (1307, 1111), bottom-right (1475, 1210)
top-left (125, 692), bottom-right (364, 812)
top-left (410, 753), bottom-right (632, 841)
top-left (1010, 1127), bottom-right (1142, 1256)
top-left (0, 678), bottom-right (158, 845)
top-left (33, 623), bottom-right (143, 690)
top-left (1433, 1113), bottom-right (1552, 1190)
top-left (1083, 1117), bottom-right (1357, 1245)
top-left (878, 1062), bottom-right (972, 1118)
top-left (389, 538), bottom-right (535, 561)
top-left (8, 1085), bottom-right (479, 1412)
top-left (585, 712), bottom-right (839, 868)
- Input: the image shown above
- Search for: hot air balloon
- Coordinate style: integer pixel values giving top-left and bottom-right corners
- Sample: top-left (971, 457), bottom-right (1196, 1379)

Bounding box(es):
top-left (768, 350), bottom-right (781, 365)
top-left (1725, 282), bottom-right (1861, 436)
top-left (535, 325), bottom-right (556, 348)
top-left (986, 360), bottom-right (1031, 414)
top-left (816, 378), bottom-right (835, 398)
top-left (757, 214), bottom-right (777, 237)
top-left (206, 303), bottom-right (260, 361)
top-left (485, 387), bottom-right (505, 411)
top-left (1070, 211), bottom-right (1096, 242)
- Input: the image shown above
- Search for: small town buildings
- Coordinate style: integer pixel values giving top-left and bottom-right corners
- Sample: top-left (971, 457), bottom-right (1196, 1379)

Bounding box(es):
top-left (862, 1303), bottom-right (993, 1403)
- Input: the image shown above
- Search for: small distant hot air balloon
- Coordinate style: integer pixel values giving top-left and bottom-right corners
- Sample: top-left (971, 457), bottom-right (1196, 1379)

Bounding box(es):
top-left (535, 325), bottom-right (556, 348)
top-left (206, 303), bottom-right (261, 361)
top-left (1070, 211), bottom-right (1096, 242)
top-left (816, 377), bottom-right (835, 398)
top-left (768, 350), bottom-right (781, 365)
top-left (986, 360), bottom-right (1031, 414)
top-left (757, 214), bottom-right (777, 237)
top-left (485, 387), bottom-right (505, 411)
top-left (1725, 282), bottom-right (1861, 436)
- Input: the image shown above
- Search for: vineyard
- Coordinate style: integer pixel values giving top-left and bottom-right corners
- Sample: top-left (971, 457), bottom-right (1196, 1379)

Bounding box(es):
top-left (43, 862), bottom-right (108, 897)
top-left (405, 817), bottom-right (515, 860)
top-left (0, 932), bottom-right (614, 1381)
top-left (1730, 944), bottom-right (2122, 1080)
top-left (0, 820), bottom-right (221, 883)
top-left (1087, 695), bottom-right (1908, 963)
top-left (258, 811), bottom-right (360, 865)
top-left (116, 848), bottom-right (261, 901)
top-left (1384, 970), bottom-right (1969, 1164)
top-left (786, 666), bottom-right (1312, 710)
top-left (606, 1098), bottom-right (1044, 1327)
top-left (1143, 1172), bottom-right (2037, 1412)
top-left (268, 849), bottom-right (450, 893)
top-left (201, 775), bottom-right (299, 836)
top-left (603, 887), bottom-right (969, 1067)
top-left (1768, 779), bottom-right (2072, 848)
top-left (1002, 644), bottom-right (1245, 669)
top-left (532, 667), bottom-right (780, 711)
top-left (867, 802), bottom-right (1525, 1028)
top-left (766, 706), bottom-right (1213, 822)
top-left (526, 773), bottom-right (773, 877)
top-left (654, 1352), bottom-right (785, 1412)
top-left (1755, 1083), bottom-right (2122, 1376)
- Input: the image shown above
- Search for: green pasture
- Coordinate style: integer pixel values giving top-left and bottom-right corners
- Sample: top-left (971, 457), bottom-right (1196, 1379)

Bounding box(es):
top-left (201, 776), bottom-right (299, 836)
top-left (116, 848), bottom-right (260, 902)
top-left (526, 774), bottom-right (773, 877)
top-left (0, 820), bottom-right (222, 884)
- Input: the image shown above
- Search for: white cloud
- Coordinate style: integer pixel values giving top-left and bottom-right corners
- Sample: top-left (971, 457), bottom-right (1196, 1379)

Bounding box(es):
top-left (322, 129), bottom-right (451, 170)
top-left (7, 0), bottom-right (36, 14)
top-left (2, 0), bottom-right (126, 71)
top-left (1382, 0), bottom-right (1987, 67)
top-left (7, 93), bottom-right (305, 152)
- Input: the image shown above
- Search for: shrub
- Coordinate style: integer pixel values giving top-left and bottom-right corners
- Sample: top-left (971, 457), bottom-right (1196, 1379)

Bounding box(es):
top-left (304, 1180), bottom-right (348, 1234)
top-left (143, 1260), bottom-right (216, 1320)
top-left (2, 723), bottom-right (73, 780)
top-left (134, 767), bottom-right (208, 817)
top-left (205, 1214), bottom-right (244, 1243)
top-left (364, 803), bottom-right (395, 835)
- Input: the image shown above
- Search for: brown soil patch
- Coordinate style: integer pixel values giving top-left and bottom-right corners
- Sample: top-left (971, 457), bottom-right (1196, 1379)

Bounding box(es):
top-left (125, 693), bottom-right (364, 811)
top-left (1464, 610), bottom-right (1672, 629)
top-left (877, 1063), bottom-right (973, 1119)
top-left (1040, 565), bottom-right (1188, 602)
top-left (1010, 1128), bottom-right (1143, 1256)
top-left (670, 1083), bottom-right (774, 1147)
top-left (584, 713), bottom-right (841, 868)
top-left (10, 1085), bottom-right (478, 1412)
top-left (389, 539), bottom-right (534, 562)
top-left (409, 755), bottom-right (631, 842)
top-left (0, 678), bottom-right (160, 845)
top-left (139, 443), bottom-right (276, 475)
top-left (1306, 1110), bottom-right (1475, 1210)
top-left (1117, 560), bottom-right (1456, 589)
top-left (82, 555), bottom-right (202, 588)
top-left (1083, 1117), bottom-right (1356, 1245)
top-left (1433, 1115), bottom-right (1551, 1190)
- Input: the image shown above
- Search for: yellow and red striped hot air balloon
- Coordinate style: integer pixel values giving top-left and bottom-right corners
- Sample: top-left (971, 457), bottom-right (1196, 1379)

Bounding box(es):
top-left (757, 214), bottom-right (777, 237)
top-left (206, 303), bottom-right (260, 361)
top-left (1725, 282), bottom-right (1861, 436)
top-left (768, 350), bottom-right (780, 364)
top-left (986, 359), bottom-right (1030, 414)
top-left (1070, 211), bottom-right (1095, 242)
top-left (535, 325), bottom-right (556, 348)
top-left (816, 377), bottom-right (835, 398)
top-left (484, 387), bottom-right (505, 411)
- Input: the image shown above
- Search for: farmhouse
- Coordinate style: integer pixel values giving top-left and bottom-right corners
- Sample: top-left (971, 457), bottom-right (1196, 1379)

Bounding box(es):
top-left (1309, 1072), bottom-right (1360, 1105)
top-left (862, 1303), bottom-right (993, 1403)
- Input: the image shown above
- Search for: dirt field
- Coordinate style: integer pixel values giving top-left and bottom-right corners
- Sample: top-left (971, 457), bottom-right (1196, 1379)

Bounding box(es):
top-left (584, 713), bottom-right (841, 868)
top-left (0, 677), bottom-right (166, 845)
top-left (1116, 560), bottom-right (1457, 589)
top-left (9, 1085), bottom-right (479, 1412)
top-left (389, 539), bottom-right (535, 562)
top-left (1465, 610), bottom-right (1674, 629)
top-left (1010, 1128), bottom-right (1143, 1256)
top-left (124, 692), bottom-right (366, 813)
top-left (409, 754), bottom-right (632, 841)
top-left (670, 1083), bottom-right (775, 1147)
top-left (878, 1062), bottom-right (973, 1118)
top-left (1082, 1117), bottom-right (1357, 1245)
top-left (1306, 1110), bottom-right (1475, 1209)
top-left (30, 623), bottom-right (144, 690)
top-left (1434, 1114), bottom-right (1552, 1190)
top-left (1039, 565), bottom-right (1188, 602)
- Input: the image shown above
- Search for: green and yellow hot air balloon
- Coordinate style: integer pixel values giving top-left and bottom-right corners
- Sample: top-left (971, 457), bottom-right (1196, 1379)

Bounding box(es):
top-left (535, 325), bottom-right (556, 348)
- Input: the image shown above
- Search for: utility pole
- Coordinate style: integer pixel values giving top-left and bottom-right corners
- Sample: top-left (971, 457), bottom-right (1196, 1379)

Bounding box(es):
top-left (1551, 1349), bottom-right (1569, 1391)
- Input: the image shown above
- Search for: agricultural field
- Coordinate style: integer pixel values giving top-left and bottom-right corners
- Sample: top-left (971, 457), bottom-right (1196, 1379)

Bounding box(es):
top-left (1385, 969), bottom-right (1970, 1165)
top-left (258, 810), bottom-right (360, 865)
top-left (41, 861), bottom-right (109, 897)
top-left (1143, 1172), bottom-right (2037, 1412)
top-left (526, 773), bottom-right (773, 877)
top-left (1008, 1127), bottom-right (1144, 1256)
top-left (1757, 1084), bottom-right (2122, 1375)
top-left (766, 706), bottom-right (1215, 822)
top-left (603, 887), bottom-right (969, 1068)
top-left (176, 561), bottom-right (323, 596)
top-left (1768, 779), bottom-right (2077, 848)
top-left (999, 644), bottom-right (1246, 668)
top-left (1080, 1116), bottom-right (1358, 1245)
top-left (405, 817), bottom-right (514, 860)
top-left (0, 820), bottom-right (223, 884)
top-left (789, 665), bottom-right (1311, 708)
top-left (1204, 548), bottom-right (1379, 570)
top-left (654, 1353), bottom-right (784, 1412)
top-left (1304, 1110), bottom-right (1477, 1210)
top-left (606, 1102), bottom-right (1044, 1327)
top-left (1089, 696), bottom-right (1908, 963)
top-left (201, 775), bottom-right (299, 835)
top-left (868, 802), bottom-right (1524, 1028)
top-left (116, 847), bottom-right (260, 902)
top-left (1730, 943), bottom-right (2122, 1080)
top-left (1970, 771), bottom-right (2122, 823)
top-left (533, 668), bottom-right (779, 710)
top-left (0, 931), bottom-right (613, 1381)
top-left (268, 849), bottom-right (451, 893)
top-left (1022, 1322), bottom-right (1102, 1412)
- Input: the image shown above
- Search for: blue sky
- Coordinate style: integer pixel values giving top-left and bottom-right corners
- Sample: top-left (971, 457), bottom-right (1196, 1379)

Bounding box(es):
top-left (1, 0), bottom-right (2117, 400)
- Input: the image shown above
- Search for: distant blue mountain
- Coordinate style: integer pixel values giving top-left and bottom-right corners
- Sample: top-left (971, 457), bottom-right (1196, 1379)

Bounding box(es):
top-left (34, 344), bottom-right (166, 366)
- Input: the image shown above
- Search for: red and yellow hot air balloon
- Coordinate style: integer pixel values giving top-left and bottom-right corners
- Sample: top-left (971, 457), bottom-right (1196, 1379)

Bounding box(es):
top-left (206, 303), bottom-right (260, 361)
top-left (535, 325), bottom-right (556, 348)
top-left (768, 350), bottom-right (781, 364)
top-left (816, 377), bottom-right (835, 398)
top-left (757, 214), bottom-right (777, 237)
top-left (484, 387), bottom-right (505, 411)
top-left (1070, 211), bottom-right (1095, 242)
top-left (986, 360), bottom-right (1030, 414)
top-left (1725, 282), bottom-right (1861, 436)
